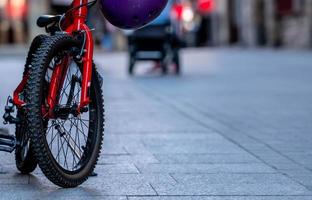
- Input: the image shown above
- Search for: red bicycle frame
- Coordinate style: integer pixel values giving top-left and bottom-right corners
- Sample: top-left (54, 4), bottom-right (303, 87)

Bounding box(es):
top-left (13, 0), bottom-right (93, 116)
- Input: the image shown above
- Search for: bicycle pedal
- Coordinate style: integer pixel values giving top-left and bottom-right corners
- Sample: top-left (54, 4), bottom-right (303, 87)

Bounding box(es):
top-left (3, 113), bottom-right (20, 125)
top-left (0, 129), bottom-right (16, 153)
top-left (3, 96), bottom-right (20, 125)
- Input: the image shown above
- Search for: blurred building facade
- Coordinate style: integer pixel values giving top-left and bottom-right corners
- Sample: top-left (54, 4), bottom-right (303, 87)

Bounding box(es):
top-left (0, 0), bottom-right (48, 44)
top-left (211, 0), bottom-right (312, 48)
top-left (0, 0), bottom-right (312, 49)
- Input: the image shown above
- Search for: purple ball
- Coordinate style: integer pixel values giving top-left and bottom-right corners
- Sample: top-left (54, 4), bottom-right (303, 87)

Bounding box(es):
top-left (99, 0), bottom-right (168, 29)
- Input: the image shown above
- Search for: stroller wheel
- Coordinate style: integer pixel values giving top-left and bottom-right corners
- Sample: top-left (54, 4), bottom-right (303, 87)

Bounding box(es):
top-left (161, 60), bottom-right (168, 75)
top-left (128, 58), bottom-right (135, 75)
top-left (175, 64), bottom-right (181, 75)
top-left (161, 64), bottom-right (168, 75)
top-left (173, 49), bottom-right (181, 75)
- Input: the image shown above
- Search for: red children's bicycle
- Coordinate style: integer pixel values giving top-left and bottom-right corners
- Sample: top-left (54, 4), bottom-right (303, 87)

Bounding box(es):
top-left (1, 0), bottom-right (167, 188)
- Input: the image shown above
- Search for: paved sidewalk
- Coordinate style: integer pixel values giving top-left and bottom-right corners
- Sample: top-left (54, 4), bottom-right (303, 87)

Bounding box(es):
top-left (0, 48), bottom-right (312, 199)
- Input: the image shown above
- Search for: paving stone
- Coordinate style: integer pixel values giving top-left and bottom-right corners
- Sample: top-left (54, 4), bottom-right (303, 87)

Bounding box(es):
top-left (284, 153), bottom-right (312, 170)
top-left (1, 48), bottom-right (312, 198)
top-left (141, 139), bottom-right (244, 154)
top-left (282, 171), bottom-right (312, 188)
top-left (0, 174), bottom-right (29, 185)
top-left (154, 153), bottom-right (261, 164)
top-left (100, 154), bottom-right (159, 164)
top-left (128, 196), bottom-right (312, 200)
top-left (107, 110), bottom-right (208, 133)
top-left (268, 162), bottom-right (306, 171)
top-left (28, 174), bottom-right (175, 196)
top-left (83, 174), bottom-right (176, 195)
top-left (136, 163), bottom-right (275, 174)
top-left (151, 174), bottom-right (312, 195)
top-left (102, 139), bottom-right (129, 155)
top-left (0, 184), bottom-right (127, 200)
top-left (95, 164), bottom-right (140, 174)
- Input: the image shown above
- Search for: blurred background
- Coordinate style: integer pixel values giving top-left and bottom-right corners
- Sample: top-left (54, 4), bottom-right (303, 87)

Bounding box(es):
top-left (0, 0), bottom-right (311, 50)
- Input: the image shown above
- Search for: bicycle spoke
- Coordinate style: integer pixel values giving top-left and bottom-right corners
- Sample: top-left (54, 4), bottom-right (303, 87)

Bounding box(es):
top-left (61, 122), bottom-right (83, 160)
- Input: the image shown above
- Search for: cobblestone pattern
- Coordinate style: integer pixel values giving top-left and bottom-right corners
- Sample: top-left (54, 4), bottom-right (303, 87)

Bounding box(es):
top-left (0, 48), bottom-right (311, 199)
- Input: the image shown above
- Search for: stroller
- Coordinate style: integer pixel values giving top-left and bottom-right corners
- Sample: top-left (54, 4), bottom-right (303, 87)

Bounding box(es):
top-left (127, 22), bottom-right (181, 75)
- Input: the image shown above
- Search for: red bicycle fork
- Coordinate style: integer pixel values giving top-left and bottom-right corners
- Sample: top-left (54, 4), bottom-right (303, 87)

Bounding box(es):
top-left (65, 0), bottom-right (93, 111)
top-left (43, 58), bottom-right (69, 118)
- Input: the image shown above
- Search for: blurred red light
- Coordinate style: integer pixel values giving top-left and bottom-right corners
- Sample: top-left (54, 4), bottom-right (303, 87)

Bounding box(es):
top-left (172, 4), bottom-right (184, 20)
top-left (198, 0), bottom-right (214, 14)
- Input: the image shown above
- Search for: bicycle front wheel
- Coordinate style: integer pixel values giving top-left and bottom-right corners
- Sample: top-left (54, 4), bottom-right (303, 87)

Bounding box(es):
top-left (25, 34), bottom-right (104, 188)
